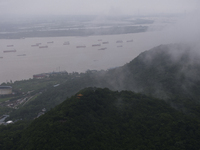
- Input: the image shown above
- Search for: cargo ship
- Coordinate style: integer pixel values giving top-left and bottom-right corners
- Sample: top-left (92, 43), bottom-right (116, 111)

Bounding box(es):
top-left (98, 48), bottom-right (107, 50)
top-left (76, 46), bottom-right (86, 48)
top-left (7, 45), bottom-right (14, 47)
top-left (17, 54), bottom-right (26, 56)
top-left (127, 40), bottom-right (133, 42)
top-left (63, 41), bottom-right (70, 45)
top-left (116, 40), bottom-right (123, 43)
top-left (117, 45), bottom-right (123, 48)
top-left (102, 42), bottom-right (109, 44)
top-left (39, 46), bottom-right (48, 48)
top-left (92, 44), bottom-right (101, 47)
top-left (31, 44), bottom-right (38, 47)
top-left (3, 50), bottom-right (16, 53)
top-left (31, 43), bottom-right (41, 47)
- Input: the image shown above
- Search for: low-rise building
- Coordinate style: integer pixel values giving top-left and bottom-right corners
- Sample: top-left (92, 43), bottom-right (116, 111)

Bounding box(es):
top-left (0, 86), bottom-right (12, 95)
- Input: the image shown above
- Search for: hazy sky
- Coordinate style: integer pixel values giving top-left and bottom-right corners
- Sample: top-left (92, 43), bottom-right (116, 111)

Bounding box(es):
top-left (0, 0), bottom-right (198, 16)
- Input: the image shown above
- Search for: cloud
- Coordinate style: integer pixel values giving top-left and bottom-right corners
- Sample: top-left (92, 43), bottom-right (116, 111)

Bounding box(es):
top-left (0, 0), bottom-right (198, 16)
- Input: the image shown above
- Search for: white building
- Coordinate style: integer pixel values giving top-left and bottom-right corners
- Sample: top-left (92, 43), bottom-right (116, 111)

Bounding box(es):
top-left (0, 86), bottom-right (12, 95)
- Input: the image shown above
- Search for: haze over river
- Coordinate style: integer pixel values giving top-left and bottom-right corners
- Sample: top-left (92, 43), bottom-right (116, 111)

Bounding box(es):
top-left (0, 30), bottom-right (173, 84)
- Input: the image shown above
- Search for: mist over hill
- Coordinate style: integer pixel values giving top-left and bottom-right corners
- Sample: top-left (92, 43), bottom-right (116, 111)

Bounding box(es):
top-left (0, 1), bottom-right (199, 149)
top-left (99, 43), bottom-right (200, 100)
top-left (7, 43), bottom-right (200, 120)
top-left (2, 43), bottom-right (200, 149)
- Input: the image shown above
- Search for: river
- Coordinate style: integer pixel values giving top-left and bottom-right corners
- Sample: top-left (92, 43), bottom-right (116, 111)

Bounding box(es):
top-left (0, 30), bottom-right (173, 84)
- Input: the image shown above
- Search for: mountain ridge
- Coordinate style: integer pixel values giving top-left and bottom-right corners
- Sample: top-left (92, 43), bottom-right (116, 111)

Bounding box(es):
top-left (103, 43), bottom-right (200, 100)
top-left (13, 88), bottom-right (200, 150)
top-left (2, 43), bottom-right (200, 149)
top-left (6, 43), bottom-right (200, 121)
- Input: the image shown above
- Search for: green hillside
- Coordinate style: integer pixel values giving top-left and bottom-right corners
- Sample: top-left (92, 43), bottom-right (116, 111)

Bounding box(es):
top-left (7, 43), bottom-right (200, 120)
top-left (2, 88), bottom-right (199, 150)
top-left (104, 43), bottom-right (200, 100)
top-left (2, 42), bottom-right (200, 149)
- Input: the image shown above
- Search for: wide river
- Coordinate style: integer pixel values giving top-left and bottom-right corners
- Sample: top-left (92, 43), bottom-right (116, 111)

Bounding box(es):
top-left (0, 30), bottom-right (172, 84)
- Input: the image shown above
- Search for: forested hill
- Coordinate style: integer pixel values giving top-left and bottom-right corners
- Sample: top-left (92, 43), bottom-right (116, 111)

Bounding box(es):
top-left (7, 43), bottom-right (200, 120)
top-left (6, 88), bottom-right (200, 150)
top-left (104, 43), bottom-right (200, 100)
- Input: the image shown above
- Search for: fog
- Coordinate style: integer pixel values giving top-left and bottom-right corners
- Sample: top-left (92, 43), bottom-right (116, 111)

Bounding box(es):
top-left (152, 11), bottom-right (200, 45)
top-left (0, 0), bottom-right (198, 16)
top-left (0, 0), bottom-right (200, 84)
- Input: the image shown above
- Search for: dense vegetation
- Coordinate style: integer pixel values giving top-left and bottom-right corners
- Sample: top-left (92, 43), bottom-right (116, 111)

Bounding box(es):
top-left (0, 121), bottom-right (30, 150)
top-left (6, 71), bottom-right (99, 120)
top-left (1, 88), bottom-right (200, 149)
top-left (104, 44), bottom-right (200, 99)
top-left (3, 43), bottom-right (200, 120)
top-left (1, 43), bottom-right (200, 149)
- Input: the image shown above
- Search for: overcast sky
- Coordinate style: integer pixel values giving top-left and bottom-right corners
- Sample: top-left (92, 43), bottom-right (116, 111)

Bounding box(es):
top-left (0, 0), bottom-right (198, 16)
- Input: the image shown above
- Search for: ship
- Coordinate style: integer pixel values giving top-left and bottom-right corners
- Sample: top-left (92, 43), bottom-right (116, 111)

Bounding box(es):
top-left (47, 41), bottom-right (54, 44)
top-left (92, 44), bottom-right (101, 47)
top-left (3, 50), bottom-right (16, 53)
top-left (17, 54), bottom-right (26, 56)
top-left (76, 46), bottom-right (86, 48)
top-left (39, 46), bottom-right (48, 48)
top-left (98, 48), bottom-right (107, 50)
top-left (117, 45), bottom-right (123, 48)
top-left (116, 40), bottom-right (123, 43)
top-left (63, 41), bottom-right (70, 45)
top-left (31, 44), bottom-right (39, 47)
top-left (127, 40), bottom-right (133, 42)
top-left (102, 42), bottom-right (109, 44)
top-left (31, 43), bottom-right (41, 47)
top-left (0, 57), bottom-right (3, 59)
top-left (7, 45), bottom-right (14, 47)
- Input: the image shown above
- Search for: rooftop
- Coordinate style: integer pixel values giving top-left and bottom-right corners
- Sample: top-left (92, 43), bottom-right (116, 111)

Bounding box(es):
top-left (0, 86), bottom-right (12, 89)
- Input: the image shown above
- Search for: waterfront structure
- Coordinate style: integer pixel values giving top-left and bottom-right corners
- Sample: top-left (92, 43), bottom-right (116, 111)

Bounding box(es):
top-left (0, 86), bottom-right (12, 95)
top-left (33, 74), bottom-right (47, 79)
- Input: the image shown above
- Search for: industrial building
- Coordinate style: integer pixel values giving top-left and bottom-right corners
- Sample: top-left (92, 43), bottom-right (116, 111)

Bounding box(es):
top-left (0, 86), bottom-right (12, 95)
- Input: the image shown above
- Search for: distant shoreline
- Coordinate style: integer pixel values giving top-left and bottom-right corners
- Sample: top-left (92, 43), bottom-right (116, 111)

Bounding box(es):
top-left (0, 25), bottom-right (148, 39)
